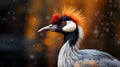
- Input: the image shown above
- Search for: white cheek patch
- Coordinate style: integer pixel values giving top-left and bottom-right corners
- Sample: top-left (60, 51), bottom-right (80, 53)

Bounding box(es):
top-left (62, 21), bottom-right (76, 32)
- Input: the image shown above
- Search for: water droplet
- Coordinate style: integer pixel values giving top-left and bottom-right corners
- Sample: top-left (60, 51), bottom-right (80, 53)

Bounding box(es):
top-left (117, 40), bottom-right (120, 44)
top-left (94, 29), bottom-right (99, 34)
top-left (95, 13), bottom-right (98, 16)
top-left (58, 37), bottom-right (61, 40)
top-left (102, 14), bottom-right (105, 17)
top-left (111, 33), bottom-right (114, 36)
top-left (96, 0), bottom-right (98, 2)
top-left (103, 26), bottom-right (106, 30)
top-left (106, 28), bottom-right (109, 32)
top-left (110, 21), bottom-right (113, 25)
top-left (33, 45), bottom-right (36, 48)
top-left (30, 54), bottom-right (34, 59)
top-left (110, 11), bottom-right (113, 16)
top-left (12, 16), bottom-right (16, 20)
top-left (10, 38), bottom-right (14, 42)
top-left (12, 12), bottom-right (15, 15)
top-left (104, 1), bottom-right (107, 4)
top-left (1, 62), bottom-right (4, 67)
top-left (9, 22), bottom-right (11, 24)
top-left (114, 36), bottom-right (117, 39)
top-left (95, 35), bottom-right (98, 37)
top-left (95, 26), bottom-right (98, 29)
top-left (8, 11), bottom-right (10, 14)
top-left (2, 18), bottom-right (6, 21)
top-left (101, 34), bottom-right (104, 37)
top-left (25, 17), bottom-right (28, 20)
top-left (113, 4), bottom-right (117, 8)
top-left (109, 0), bottom-right (113, 3)
top-left (101, 22), bottom-right (104, 25)
top-left (34, 18), bottom-right (37, 21)
top-left (109, 4), bottom-right (112, 7)
top-left (115, 34), bottom-right (118, 36)
top-left (32, 32), bottom-right (35, 35)
top-left (28, 9), bottom-right (33, 14)
top-left (13, 0), bottom-right (16, 2)
top-left (97, 11), bottom-right (99, 13)
top-left (46, 16), bottom-right (50, 20)
top-left (40, 32), bottom-right (44, 36)
top-left (106, 23), bottom-right (109, 26)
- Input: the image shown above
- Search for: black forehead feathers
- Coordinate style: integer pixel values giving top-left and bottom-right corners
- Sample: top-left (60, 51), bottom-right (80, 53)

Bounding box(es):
top-left (60, 16), bottom-right (72, 22)
top-left (51, 16), bottom-right (72, 25)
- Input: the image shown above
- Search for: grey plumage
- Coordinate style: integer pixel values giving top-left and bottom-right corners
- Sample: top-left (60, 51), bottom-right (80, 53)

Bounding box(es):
top-left (58, 26), bottom-right (120, 67)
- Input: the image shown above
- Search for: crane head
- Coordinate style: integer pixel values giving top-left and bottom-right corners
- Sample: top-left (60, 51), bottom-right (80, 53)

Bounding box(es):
top-left (38, 7), bottom-right (86, 36)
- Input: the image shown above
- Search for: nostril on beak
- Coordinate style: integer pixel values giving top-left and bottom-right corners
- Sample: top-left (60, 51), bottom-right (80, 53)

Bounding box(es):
top-left (49, 24), bottom-right (53, 27)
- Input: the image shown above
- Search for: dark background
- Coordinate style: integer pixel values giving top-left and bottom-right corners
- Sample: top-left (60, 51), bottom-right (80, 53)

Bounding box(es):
top-left (0, 0), bottom-right (120, 67)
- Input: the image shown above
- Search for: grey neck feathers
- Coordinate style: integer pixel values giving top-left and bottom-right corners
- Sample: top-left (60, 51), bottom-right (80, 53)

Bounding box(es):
top-left (58, 26), bottom-right (83, 67)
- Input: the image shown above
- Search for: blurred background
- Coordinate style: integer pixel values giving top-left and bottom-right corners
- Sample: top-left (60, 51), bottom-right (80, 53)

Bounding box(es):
top-left (0, 0), bottom-right (120, 67)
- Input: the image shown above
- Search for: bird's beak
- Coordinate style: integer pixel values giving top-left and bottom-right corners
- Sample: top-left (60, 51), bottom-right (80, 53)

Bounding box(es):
top-left (38, 24), bottom-right (57, 32)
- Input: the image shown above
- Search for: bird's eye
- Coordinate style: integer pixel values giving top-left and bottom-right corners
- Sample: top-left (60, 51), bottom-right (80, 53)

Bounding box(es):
top-left (61, 22), bottom-right (67, 26)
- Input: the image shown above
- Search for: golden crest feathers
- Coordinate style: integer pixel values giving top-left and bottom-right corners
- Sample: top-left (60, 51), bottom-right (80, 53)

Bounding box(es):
top-left (61, 6), bottom-right (87, 36)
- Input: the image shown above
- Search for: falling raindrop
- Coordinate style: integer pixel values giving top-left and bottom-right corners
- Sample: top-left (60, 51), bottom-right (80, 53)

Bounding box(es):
top-left (97, 11), bottom-right (99, 14)
top-left (109, 4), bottom-right (112, 7)
top-left (101, 34), bottom-right (104, 37)
top-left (113, 4), bottom-right (117, 8)
top-left (102, 14), bottom-right (105, 17)
top-left (117, 40), bottom-right (120, 44)
top-left (25, 17), bottom-right (28, 21)
top-left (34, 18), bottom-right (37, 21)
top-left (1, 62), bottom-right (4, 67)
top-left (32, 32), bottom-right (35, 36)
top-left (110, 11), bottom-right (113, 16)
top-left (110, 21), bottom-right (113, 25)
top-left (103, 26), bottom-right (106, 30)
top-left (95, 26), bottom-right (98, 29)
top-left (95, 35), bottom-right (98, 38)
top-left (106, 23), bottom-right (109, 26)
top-left (58, 37), bottom-right (61, 40)
top-left (94, 29), bottom-right (99, 34)
top-left (28, 8), bottom-right (33, 14)
top-left (10, 38), bottom-right (14, 42)
top-left (12, 16), bottom-right (16, 20)
top-left (13, 0), bottom-right (16, 2)
top-left (29, 54), bottom-right (34, 59)
top-left (46, 16), bottom-right (50, 21)
top-left (106, 28), bottom-right (109, 32)
top-left (101, 22), bottom-right (104, 25)
top-left (104, 1), bottom-right (107, 4)
top-left (109, 0), bottom-right (113, 3)
top-left (33, 44), bottom-right (36, 48)
top-left (40, 32), bottom-right (44, 36)
top-left (98, 19), bottom-right (101, 22)
top-left (3, 18), bottom-right (6, 21)
top-left (114, 36), bottom-right (117, 39)
top-left (12, 12), bottom-right (16, 15)
top-left (95, 13), bottom-right (98, 16)
top-left (111, 33), bottom-right (114, 36)
top-left (8, 11), bottom-right (10, 14)
top-left (9, 22), bottom-right (11, 24)
top-left (96, 0), bottom-right (98, 2)
top-left (115, 34), bottom-right (118, 37)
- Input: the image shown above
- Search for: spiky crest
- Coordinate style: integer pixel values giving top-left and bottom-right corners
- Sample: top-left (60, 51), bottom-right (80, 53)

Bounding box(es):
top-left (62, 6), bottom-right (87, 36)
top-left (50, 12), bottom-right (61, 24)
top-left (50, 6), bottom-right (88, 36)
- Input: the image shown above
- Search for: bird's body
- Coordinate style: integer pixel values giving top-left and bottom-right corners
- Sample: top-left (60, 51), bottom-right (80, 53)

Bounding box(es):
top-left (58, 26), bottom-right (120, 67)
top-left (38, 7), bottom-right (120, 67)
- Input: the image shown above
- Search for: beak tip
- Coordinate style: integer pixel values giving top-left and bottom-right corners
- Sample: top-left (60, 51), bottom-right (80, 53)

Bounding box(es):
top-left (38, 30), bottom-right (41, 32)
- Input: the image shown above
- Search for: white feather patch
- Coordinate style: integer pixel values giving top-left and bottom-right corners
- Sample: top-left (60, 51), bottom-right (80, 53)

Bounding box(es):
top-left (62, 21), bottom-right (76, 32)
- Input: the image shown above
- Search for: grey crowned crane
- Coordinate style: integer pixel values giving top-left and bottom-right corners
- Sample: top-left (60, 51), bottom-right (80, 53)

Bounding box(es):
top-left (38, 7), bottom-right (120, 67)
